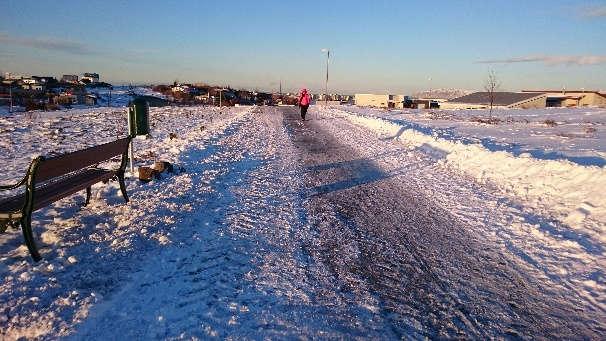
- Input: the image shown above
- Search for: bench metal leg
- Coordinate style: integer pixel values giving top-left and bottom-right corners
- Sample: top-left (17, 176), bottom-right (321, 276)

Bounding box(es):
top-left (118, 174), bottom-right (129, 203)
top-left (20, 215), bottom-right (41, 262)
top-left (84, 186), bottom-right (92, 206)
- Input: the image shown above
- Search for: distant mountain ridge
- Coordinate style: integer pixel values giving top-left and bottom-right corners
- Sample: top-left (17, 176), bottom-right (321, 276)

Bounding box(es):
top-left (413, 88), bottom-right (473, 100)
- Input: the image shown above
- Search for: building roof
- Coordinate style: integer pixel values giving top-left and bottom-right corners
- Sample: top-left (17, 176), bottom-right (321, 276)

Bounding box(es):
top-left (448, 92), bottom-right (543, 106)
top-left (522, 90), bottom-right (606, 100)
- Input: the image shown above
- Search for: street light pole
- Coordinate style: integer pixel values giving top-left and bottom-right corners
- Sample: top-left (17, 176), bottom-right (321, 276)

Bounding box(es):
top-left (322, 48), bottom-right (330, 106)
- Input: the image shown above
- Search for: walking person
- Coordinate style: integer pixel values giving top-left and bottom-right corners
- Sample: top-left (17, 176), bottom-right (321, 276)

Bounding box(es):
top-left (298, 88), bottom-right (311, 121)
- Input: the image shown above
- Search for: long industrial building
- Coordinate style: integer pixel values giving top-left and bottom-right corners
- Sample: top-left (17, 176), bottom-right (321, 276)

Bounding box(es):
top-left (442, 90), bottom-right (606, 109)
top-left (521, 90), bottom-right (606, 107)
top-left (355, 90), bottom-right (606, 110)
top-left (441, 92), bottom-right (547, 109)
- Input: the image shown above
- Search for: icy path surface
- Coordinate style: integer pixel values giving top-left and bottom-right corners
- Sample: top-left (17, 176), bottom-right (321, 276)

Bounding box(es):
top-left (1, 106), bottom-right (604, 339)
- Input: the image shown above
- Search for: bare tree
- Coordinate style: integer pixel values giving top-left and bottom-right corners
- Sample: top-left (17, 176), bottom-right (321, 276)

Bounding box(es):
top-left (484, 69), bottom-right (501, 116)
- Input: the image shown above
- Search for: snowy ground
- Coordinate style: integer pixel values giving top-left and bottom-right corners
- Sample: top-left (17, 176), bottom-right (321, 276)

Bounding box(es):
top-left (0, 105), bottom-right (604, 339)
top-left (329, 105), bottom-right (606, 241)
top-left (342, 105), bottom-right (606, 166)
top-left (92, 86), bottom-right (167, 108)
top-left (0, 86), bottom-right (163, 115)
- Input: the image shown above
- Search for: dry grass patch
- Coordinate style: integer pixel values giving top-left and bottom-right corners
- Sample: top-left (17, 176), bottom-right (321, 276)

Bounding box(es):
top-left (470, 116), bottom-right (502, 125)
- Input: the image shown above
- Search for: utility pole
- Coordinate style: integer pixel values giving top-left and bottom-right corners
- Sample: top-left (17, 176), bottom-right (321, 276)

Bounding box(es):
top-left (9, 84), bottom-right (13, 113)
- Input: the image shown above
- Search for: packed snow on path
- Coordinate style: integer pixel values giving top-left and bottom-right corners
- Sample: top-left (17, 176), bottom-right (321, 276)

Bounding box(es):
top-left (324, 105), bottom-right (606, 239)
top-left (0, 104), bottom-right (604, 339)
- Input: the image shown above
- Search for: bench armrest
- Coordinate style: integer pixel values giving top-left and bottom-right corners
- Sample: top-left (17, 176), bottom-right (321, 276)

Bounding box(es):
top-left (0, 175), bottom-right (28, 191)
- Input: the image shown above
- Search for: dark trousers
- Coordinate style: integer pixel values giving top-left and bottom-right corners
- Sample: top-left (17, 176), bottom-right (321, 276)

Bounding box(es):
top-left (300, 105), bottom-right (309, 120)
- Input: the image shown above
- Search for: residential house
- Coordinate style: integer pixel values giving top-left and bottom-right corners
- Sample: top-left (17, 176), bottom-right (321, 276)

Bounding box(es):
top-left (236, 90), bottom-right (254, 102)
top-left (81, 73), bottom-right (100, 84)
top-left (61, 75), bottom-right (79, 83)
top-left (194, 93), bottom-right (210, 103)
top-left (53, 93), bottom-right (78, 106)
top-left (32, 76), bottom-right (57, 84)
top-left (171, 84), bottom-right (191, 93)
top-left (4, 72), bottom-right (23, 81)
top-left (21, 82), bottom-right (45, 91)
top-left (21, 78), bottom-right (38, 85)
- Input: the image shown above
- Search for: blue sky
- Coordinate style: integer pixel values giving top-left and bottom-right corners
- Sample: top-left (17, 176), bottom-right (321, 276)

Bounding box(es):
top-left (1, 0), bottom-right (605, 93)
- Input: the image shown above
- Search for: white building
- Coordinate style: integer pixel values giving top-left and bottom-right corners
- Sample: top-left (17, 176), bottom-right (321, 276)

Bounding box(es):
top-left (354, 94), bottom-right (406, 109)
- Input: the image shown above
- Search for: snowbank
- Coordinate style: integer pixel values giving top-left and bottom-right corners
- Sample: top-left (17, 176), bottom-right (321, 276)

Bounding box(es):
top-left (336, 110), bottom-right (606, 238)
top-left (337, 105), bottom-right (606, 167)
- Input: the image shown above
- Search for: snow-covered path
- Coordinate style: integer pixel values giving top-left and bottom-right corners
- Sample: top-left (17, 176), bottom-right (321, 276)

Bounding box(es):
top-left (69, 107), bottom-right (400, 339)
top-left (1, 106), bottom-right (604, 339)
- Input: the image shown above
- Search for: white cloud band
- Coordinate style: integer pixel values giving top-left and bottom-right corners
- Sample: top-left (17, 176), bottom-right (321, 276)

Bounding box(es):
top-left (476, 55), bottom-right (606, 66)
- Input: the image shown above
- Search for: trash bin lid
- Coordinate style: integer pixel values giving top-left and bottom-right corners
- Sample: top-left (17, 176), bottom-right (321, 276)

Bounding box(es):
top-left (131, 97), bottom-right (148, 106)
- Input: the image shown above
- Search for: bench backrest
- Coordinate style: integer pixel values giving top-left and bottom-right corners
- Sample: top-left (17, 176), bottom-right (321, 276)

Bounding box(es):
top-left (34, 137), bottom-right (131, 183)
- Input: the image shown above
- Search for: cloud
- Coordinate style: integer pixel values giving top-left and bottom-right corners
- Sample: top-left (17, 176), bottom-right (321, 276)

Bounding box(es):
top-left (0, 32), bottom-right (160, 65)
top-left (476, 55), bottom-right (606, 66)
top-left (580, 5), bottom-right (606, 18)
top-left (0, 32), bottom-right (94, 55)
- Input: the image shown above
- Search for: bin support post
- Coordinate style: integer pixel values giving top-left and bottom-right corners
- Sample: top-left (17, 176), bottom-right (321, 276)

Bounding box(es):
top-left (126, 108), bottom-right (134, 174)
top-left (129, 139), bottom-right (134, 174)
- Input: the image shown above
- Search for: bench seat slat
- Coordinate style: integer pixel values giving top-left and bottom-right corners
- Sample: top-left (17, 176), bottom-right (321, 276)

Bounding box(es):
top-left (0, 168), bottom-right (115, 214)
top-left (36, 138), bottom-right (130, 183)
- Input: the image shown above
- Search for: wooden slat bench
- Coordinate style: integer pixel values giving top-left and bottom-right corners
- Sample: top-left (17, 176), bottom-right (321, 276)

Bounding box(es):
top-left (0, 137), bottom-right (132, 261)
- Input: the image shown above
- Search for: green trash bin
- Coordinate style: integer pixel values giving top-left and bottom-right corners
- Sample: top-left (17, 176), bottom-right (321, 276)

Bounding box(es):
top-left (128, 97), bottom-right (150, 136)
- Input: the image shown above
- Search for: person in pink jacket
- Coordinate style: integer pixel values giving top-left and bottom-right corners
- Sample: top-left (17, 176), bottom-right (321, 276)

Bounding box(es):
top-left (298, 88), bottom-right (311, 120)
